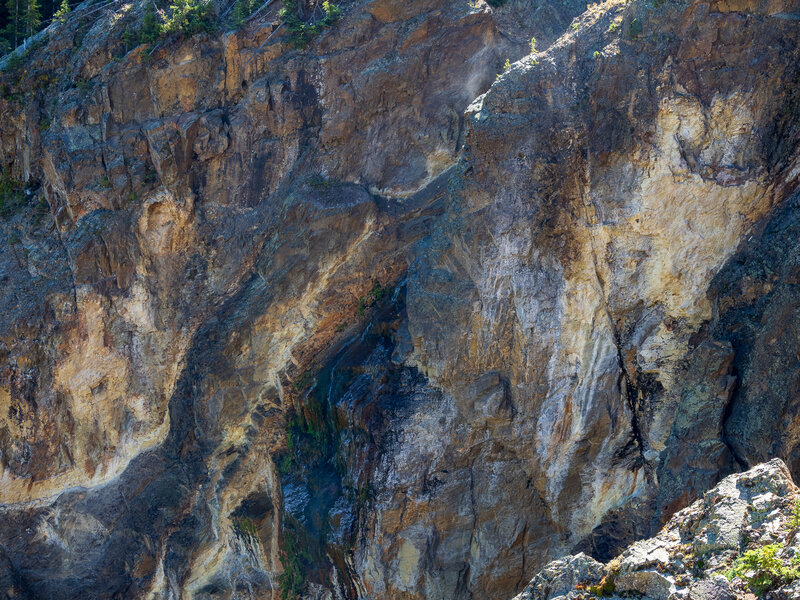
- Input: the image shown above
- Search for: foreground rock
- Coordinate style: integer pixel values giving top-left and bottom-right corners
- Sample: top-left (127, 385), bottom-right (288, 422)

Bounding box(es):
top-left (514, 459), bottom-right (800, 600)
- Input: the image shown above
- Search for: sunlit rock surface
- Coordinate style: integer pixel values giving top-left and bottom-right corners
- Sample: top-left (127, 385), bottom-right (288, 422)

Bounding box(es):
top-left (514, 459), bottom-right (800, 600)
top-left (0, 0), bottom-right (799, 597)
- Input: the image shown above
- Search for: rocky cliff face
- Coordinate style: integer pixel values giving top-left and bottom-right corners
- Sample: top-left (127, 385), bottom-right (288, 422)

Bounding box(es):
top-left (1, 0), bottom-right (800, 598)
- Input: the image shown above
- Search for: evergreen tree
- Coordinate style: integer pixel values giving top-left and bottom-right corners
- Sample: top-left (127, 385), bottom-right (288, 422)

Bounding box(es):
top-left (321, 0), bottom-right (340, 26)
top-left (121, 25), bottom-right (136, 49)
top-left (53, 0), bottom-right (69, 23)
top-left (140, 1), bottom-right (163, 44)
top-left (231, 0), bottom-right (251, 28)
top-left (164, 0), bottom-right (216, 37)
top-left (25, 0), bottom-right (41, 38)
top-left (5, 0), bottom-right (22, 48)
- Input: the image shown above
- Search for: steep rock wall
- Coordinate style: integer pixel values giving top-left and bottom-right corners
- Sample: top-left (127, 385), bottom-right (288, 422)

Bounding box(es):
top-left (0, 0), bottom-right (799, 598)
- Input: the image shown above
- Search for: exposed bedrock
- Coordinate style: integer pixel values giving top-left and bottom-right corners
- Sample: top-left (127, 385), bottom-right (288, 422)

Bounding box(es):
top-left (0, 0), bottom-right (799, 597)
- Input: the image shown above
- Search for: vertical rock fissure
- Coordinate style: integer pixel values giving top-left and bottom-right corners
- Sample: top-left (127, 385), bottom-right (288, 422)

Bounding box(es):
top-left (719, 367), bottom-right (749, 472)
top-left (581, 139), bottom-right (650, 481)
top-left (53, 220), bottom-right (79, 310)
top-left (611, 328), bottom-right (650, 482)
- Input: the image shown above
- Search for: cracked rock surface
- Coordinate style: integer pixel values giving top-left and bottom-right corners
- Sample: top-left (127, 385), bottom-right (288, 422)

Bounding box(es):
top-left (1, 0), bottom-right (800, 597)
top-left (513, 459), bottom-right (800, 600)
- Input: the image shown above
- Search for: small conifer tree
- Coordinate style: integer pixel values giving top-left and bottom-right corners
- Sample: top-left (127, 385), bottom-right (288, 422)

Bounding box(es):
top-left (231, 0), bottom-right (250, 28)
top-left (140, 1), bottom-right (163, 44)
top-left (54, 0), bottom-right (70, 24)
top-left (121, 25), bottom-right (136, 49)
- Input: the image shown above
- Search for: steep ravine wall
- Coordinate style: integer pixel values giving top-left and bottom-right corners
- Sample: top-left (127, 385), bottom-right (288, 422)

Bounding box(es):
top-left (0, 0), bottom-right (799, 598)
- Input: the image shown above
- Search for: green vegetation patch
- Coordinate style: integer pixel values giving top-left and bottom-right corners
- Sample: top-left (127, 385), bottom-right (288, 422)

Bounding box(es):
top-left (232, 515), bottom-right (259, 537)
top-left (307, 174), bottom-right (331, 190)
top-left (0, 167), bottom-right (27, 219)
top-left (118, 0), bottom-right (216, 55)
top-left (2, 47), bottom-right (29, 74)
top-left (724, 543), bottom-right (800, 594)
top-left (718, 497), bottom-right (800, 594)
top-left (789, 498), bottom-right (800, 530)
top-left (357, 280), bottom-right (392, 317)
top-left (589, 572), bottom-right (616, 596)
top-left (628, 17), bottom-right (643, 38)
top-left (231, 0), bottom-right (257, 28)
top-left (276, 521), bottom-right (313, 599)
top-left (163, 0), bottom-right (217, 37)
top-left (140, 2), bottom-right (163, 44)
top-left (279, 0), bottom-right (341, 48)
top-left (54, 0), bottom-right (71, 23)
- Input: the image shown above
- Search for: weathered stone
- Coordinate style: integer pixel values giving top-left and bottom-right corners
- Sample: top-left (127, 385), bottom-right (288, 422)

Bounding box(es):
top-left (688, 576), bottom-right (735, 600)
top-left (0, 0), bottom-right (800, 597)
top-left (512, 553), bottom-right (604, 600)
top-left (615, 568), bottom-right (676, 599)
top-left (519, 461), bottom-right (800, 600)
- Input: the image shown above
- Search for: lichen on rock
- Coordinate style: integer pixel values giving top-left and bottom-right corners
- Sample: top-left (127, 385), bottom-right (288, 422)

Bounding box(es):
top-left (515, 459), bottom-right (800, 600)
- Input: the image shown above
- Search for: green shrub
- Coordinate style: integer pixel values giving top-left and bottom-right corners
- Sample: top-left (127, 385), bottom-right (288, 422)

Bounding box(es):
top-left (629, 17), bottom-right (643, 38)
top-left (529, 37), bottom-right (539, 65)
top-left (725, 543), bottom-right (800, 595)
top-left (356, 280), bottom-right (392, 317)
top-left (279, 0), bottom-right (341, 48)
top-left (496, 57), bottom-right (511, 79)
top-left (789, 499), bottom-right (800, 530)
top-left (54, 0), bottom-right (71, 23)
top-left (140, 3), bottom-right (164, 44)
top-left (164, 0), bottom-right (217, 37)
top-left (589, 573), bottom-right (616, 596)
top-left (121, 25), bottom-right (138, 51)
top-left (4, 52), bottom-right (24, 73)
top-left (143, 165), bottom-right (158, 183)
top-left (232, 516), bottom-right (258, 537)
top-left (320, 0), bottom-right (341, 25)
top-left (277, 454), bottom-right (292, 474)
top-left (292, 369), bottom-right (316, 392)
top-left (231, 0), bottom-right (253, 28)
top-left (367, 280), bottom-right (389, 304)
top-left (307, 174), bottom-right (331, 190)
top-left (0, 167), bottom-right (25, 219)
top-left (276, 527), bottom-right (311, 599)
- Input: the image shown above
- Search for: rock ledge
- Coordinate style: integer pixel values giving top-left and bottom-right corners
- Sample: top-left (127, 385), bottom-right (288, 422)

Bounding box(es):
top-left (514, 459), bottom-right (800, 600)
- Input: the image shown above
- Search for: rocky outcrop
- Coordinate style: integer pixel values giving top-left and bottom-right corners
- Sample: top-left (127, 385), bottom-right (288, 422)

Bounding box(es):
top-left (0, 0), bottom-right (800, 598)
top-left (513, 459), bottom-right (800, 600)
